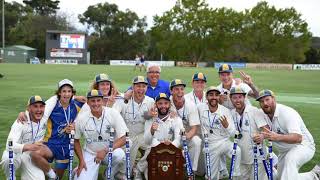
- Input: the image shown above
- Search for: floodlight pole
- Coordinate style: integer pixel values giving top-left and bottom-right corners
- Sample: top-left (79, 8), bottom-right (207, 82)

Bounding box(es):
top-left (2, 0), bottom-right (4, 61)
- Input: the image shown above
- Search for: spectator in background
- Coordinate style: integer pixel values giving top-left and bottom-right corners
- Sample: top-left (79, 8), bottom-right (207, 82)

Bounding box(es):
top-left (139, 54), bottom-right (146, 72)
top-left (134, 54), bottom-right (141, 71)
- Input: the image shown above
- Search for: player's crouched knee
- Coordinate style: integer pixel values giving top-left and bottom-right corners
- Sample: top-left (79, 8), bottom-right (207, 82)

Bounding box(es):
top-left (191, 136), bottom-right (202, 147)
top-left (112, 148), bottom-right (125, 163)
top-left (30, 151), bottom-right (41, 162)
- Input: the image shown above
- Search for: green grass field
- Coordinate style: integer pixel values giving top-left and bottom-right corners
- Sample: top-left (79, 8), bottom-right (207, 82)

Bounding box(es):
top-left (0, 63), bottom-right (319, 179)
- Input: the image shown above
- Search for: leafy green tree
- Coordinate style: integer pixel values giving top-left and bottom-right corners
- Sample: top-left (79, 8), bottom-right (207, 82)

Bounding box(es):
top-left (79, 2), bottom-right (147, 63)
top-left (0, 1), bottom-right (31, 45)
top-left (149, 0), bottom-right (311, 63)
top-left (238, 1), bottom-right (311, 63)
top-left (23, 0), bottom-right (60, 16)
top-left (150, 0), bottom-right (215, 62)
top-left (9, 14), bottom-right (73, 58)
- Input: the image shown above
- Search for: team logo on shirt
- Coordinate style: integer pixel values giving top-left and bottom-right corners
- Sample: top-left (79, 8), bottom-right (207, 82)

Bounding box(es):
top-left (245, 119), bottom-right (249, 126)
top-left (57, 123), bottom-right (68, 137)
top-left (104, 125), bottom-right (111, 133)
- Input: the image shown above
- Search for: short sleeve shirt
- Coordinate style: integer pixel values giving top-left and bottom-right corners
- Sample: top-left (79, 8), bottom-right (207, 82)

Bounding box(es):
top-left (75, 107), bottom-right (128, 154)
top-left (262, 103), bottom-right (315, 153)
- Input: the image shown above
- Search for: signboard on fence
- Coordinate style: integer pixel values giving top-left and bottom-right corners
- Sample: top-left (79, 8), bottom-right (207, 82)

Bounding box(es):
top-left (293, 64), bottom-right (320, 70)
top-left (176, 61), bottom-right (197, 67)
top-left (45, 59), bottom-right (78, 65)
top-left (110, 60), bottom-right (175, 67)
top-left (246, 63), bottom-right (292, 70)
top-left (214, 62), bottom-right (246, 69)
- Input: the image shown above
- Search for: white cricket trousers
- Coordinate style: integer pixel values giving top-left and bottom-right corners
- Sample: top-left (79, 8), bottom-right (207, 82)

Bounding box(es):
top-left (188, 135), bottom-right (202, 171)
top-left (1, 150), bottom-right (45, 180)
top-left (74, 148), bottom-right (125, 180)
top-left (130, 133), bottom-right (147, 171)
top-left (240, 163), bottom-right (268, 180)
top-left (277, 144), bottom-right (318, 180)
top-left (206, 140), bottom-right (241, 180)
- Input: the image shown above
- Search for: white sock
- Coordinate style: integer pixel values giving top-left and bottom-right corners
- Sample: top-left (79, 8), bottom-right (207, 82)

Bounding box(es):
top-left (46, 169), bottom-right (56, 178)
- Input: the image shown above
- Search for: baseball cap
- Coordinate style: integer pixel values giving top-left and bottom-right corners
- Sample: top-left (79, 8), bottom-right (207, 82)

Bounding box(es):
top-left (230, 86), bottom-right (247, 95)
top-left (58, 79), bottom-right (74, 89)
top-left (28, 95), bottom-right (46, 106)
top-left (87, 89), bottom-right (103, 98)
top-left (256, 89), bottom-right (275, 101)
top-left (132, 76), bottom-right (148, 85)
top-left (155, 93), bottom-right (170, 102)
top-left (218, 64), bottom-right (233, 73)
top-left (192, 72), bottom-right (207, 82)
top-left (170, 79), bottom-right (186, 90)
top-left (206, 86), bottom-right (221, 95)
top-left (95, 73), bottom-right (112, 83)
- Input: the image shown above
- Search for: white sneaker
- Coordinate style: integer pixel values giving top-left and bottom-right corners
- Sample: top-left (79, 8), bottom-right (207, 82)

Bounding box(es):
top-left (312, 164), bottom-right (320, 179)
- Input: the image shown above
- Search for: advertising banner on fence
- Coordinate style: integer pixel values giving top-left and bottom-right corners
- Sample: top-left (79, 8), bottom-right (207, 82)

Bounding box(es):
top-left (110, 60), bottom-right (175, 67)
top-left (246, 63), bottom-right (292, 70)
top-left (176, 61), bottom-right (197, 67)
top-left (293, 64), bottom-right (320, 70)
top-left (214, 62), bottom-right (246, 69)
top-left (45, 59), bottom-right (78, 65)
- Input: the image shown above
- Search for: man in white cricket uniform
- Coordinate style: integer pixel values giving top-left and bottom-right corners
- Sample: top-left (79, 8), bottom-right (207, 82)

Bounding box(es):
top-left (170, 79), bottom-right (201, 172)
top-left (185, 72), bottom-right (207, 105)
top-left (198, 86), bottom-right (241, 179)
top-left (217, 64), bottom-right (259, 110)
top-left (1, 96), bottom-right (47, 180)
top-left (74, 90), bottom-right (128, 180)
top-left (256, 89), bottom-right (320, 180)
top-left (135, 93), bottom-right (183, 180)
top-left (113, 76), bottom-right (154, 172)
top-left (229, 87), bottom-right (269, 180)
top-left (216, 64), bottom-right (259, 178)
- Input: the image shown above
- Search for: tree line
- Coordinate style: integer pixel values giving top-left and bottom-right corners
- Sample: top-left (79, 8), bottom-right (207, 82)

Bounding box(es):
top-left (0, 0), bottom-right (319, 64)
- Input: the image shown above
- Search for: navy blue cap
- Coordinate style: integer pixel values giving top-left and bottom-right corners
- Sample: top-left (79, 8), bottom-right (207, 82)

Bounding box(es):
top-left (132, 76), bottom-right (148, 84)
top-left (218, 64), bottom-right (233, 73)
top-left (256, 89), bottom-right (275, 101)
top-left (28, 95), bottom-right (46, 106)
top-left (87, 89), bottom-right (103, 98)
top-left (95, 74), bottom-right (112, 83)
top-left (155, 93), bottom-right (170, 102)
top-left (192, 72), bottom-right (207, 82)
top-left (170, 79), bottom-right (186, 90)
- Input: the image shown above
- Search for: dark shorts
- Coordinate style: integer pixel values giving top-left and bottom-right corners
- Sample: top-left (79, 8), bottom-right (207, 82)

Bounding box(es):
top-left (45, 143), bottom-right (70, 169)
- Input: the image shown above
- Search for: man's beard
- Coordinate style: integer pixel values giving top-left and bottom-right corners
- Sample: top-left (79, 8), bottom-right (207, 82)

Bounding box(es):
top-left (158, 107), bottom-right (170, 116)
top-left (208, 99), bottom-right (218, 108)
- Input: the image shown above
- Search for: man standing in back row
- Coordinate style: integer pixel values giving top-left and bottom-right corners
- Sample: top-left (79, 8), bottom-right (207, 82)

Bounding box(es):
top-left (185, 72), bottom-right (207, 105)
top-left (125, 64), bottom-right (170, 100)
top-left (170, 79), bottom-right (201, 173)
top-left (217, 64), bottom-right (259, 109)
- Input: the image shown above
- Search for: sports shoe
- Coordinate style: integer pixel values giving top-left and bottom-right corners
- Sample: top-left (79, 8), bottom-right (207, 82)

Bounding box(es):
top-left (312, 164), bottom-right (320, 179)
